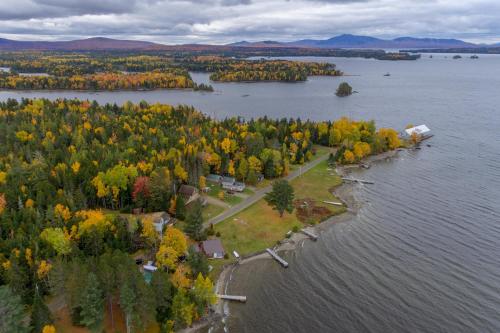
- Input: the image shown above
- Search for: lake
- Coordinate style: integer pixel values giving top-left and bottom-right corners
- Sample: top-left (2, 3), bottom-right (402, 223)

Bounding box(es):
top-left (1, 54), bottom-right (500, 333)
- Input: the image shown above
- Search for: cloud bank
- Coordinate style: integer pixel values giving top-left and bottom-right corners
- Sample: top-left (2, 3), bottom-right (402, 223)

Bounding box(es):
top-left (0, 0), bottom-right (499, 44)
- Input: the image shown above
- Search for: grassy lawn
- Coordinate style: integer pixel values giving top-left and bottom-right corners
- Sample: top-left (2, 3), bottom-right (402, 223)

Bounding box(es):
top-left (202, 203), bottom-right (225, 221)
top-left (291, 160), bottom-right (346, 220)
top-left (215, 200), bottom-right (301, 255)
top-left (215, 158), bottom-right (345, 256)
top-left (241, 187), bottom-right (255, 195)
top-left (206, 183), bottom-right (243, 206)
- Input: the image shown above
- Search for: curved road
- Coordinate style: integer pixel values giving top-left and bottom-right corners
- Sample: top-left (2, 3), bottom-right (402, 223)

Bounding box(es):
top-left (205, 153), bottom-right (330, 226)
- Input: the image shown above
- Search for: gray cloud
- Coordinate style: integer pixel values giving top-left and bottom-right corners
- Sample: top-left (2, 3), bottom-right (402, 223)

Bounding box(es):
top-left (0, 0), bottom-right (499, 44)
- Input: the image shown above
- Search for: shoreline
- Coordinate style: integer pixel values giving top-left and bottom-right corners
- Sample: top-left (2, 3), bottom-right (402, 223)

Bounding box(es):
top-left (210, 148), bottom-right (402, 331)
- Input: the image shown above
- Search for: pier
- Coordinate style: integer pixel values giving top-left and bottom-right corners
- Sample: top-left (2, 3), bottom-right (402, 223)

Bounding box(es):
top-left (266, 248), bottom-right (289, 268)
top-left (217, 294), bottom-right (247, 303)
top-left (301, 229), bottom-right (319, 241)
top-left (323, 200), bottom-right (343, 206)
top-left (342, 177), bottom-right (374, 185)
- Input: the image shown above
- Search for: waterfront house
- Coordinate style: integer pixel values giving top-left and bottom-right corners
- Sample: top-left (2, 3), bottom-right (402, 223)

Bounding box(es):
top-left (403, 124), bottom-right (431, 138)
top-left (178, 184), bottom-right (200, 204)
top-left (196, 239), bottom-right (226, 259)
top-left (221, 176), bottom-right (246, 192)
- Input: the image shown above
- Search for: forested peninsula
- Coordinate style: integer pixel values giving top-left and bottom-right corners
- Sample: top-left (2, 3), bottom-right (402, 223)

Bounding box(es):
top-left (0, 98), bottom-right (401, 332)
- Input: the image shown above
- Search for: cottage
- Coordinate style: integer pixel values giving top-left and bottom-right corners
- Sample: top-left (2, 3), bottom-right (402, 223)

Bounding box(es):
top-left (178, 184), bottom-right (200, 204)
top-left (199, 239), bottom-right (225, 259)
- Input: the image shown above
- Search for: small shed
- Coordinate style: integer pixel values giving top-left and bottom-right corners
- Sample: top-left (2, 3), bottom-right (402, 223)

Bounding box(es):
top-left (178, 184), bottom-right (200, 204)
top-left (200, 239), bottom-right (225, 259)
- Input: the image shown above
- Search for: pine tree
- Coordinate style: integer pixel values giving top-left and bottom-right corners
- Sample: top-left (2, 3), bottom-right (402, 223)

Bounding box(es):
top-left (150, 271), bottom-right (173, 324)
top-left (175, 195), bottom-right (186, 220)
top-left (31, 287), bottom-right (52, 333)
top-left (120, 282), bottom-right (136, 333)
top-left (0, 286), bottom-right (30, 333)
top-left (80, 273), bottom-right (104, 333)
top-left (184, 200), bottom-right (204, 241)
top-left (264, 179), bottom-right (295, 217)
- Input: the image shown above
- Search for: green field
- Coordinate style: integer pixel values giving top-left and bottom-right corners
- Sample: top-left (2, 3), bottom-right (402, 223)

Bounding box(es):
top-left (202, 203), bottom-right (225, 221)
top-left (215, 159), bottom-right (345, 256)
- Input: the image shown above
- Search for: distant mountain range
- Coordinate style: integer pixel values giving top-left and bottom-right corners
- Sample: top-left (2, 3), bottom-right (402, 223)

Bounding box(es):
top-left (0, 34), bottom-right (497, 52)
top-left (0, 37), bottom-right (164, 51)
top-left (229, 34), bottom-right (485, 49)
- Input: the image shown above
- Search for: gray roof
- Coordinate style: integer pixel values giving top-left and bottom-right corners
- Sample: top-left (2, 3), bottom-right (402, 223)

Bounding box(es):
top-left (202, 239), bottom-right (225, 256)
top-left (221, 176), bottom-right (236, 184)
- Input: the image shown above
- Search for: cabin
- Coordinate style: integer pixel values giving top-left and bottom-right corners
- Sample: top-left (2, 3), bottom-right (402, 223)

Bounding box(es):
top-left (178, 184), bottom-right (200, 204)
top-left (195, 239), bottom-right (226, 259)
top-left (403, 125), bottom-right (432, 139)
top-left (221, 176), bottom-right (246, 192)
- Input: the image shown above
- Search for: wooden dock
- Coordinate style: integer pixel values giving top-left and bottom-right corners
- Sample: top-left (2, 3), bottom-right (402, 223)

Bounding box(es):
top-left (266, 248), bottom-right (289, 268)
top-left (342, 177), bottom-right (374, 185)
top-left (301, 229), bottom-right (318, 241)
top-left (217, 294), bottom-right (247, 303)
top-left (323, 200), bottom-right (343, 206)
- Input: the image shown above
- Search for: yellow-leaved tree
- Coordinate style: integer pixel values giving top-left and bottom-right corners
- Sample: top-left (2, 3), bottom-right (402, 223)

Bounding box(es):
top-left (156, 245), bottom-right (178, 271)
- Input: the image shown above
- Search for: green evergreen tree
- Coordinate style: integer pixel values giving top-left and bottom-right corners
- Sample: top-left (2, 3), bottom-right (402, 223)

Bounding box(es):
top-left (150, 271), bottom-right (174, 324)
top-left (120, 282), bottom-right (136, 333)
top-left (184, 200), bottom-right (204, 241)
top-left (175, 195), bottom-right (186, 220)
top-left (80, 273), bottom-right (104, 333)
top-left (0, 286), bottom-right (30, 333)
top-left (187, 247), bottom-right (209, 277)
top-left (264, 179), bottom-right (295, 217)
top-left (30, 287), bottom-right (52, 333)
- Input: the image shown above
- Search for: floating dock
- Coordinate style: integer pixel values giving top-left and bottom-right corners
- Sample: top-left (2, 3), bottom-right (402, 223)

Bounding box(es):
top-left (266, 248), bottom-right (289, 268)
top-left (323, 200), bottom-right (343, 206)
top-left (342, 177), bottom-right (374, 185)
top-left (217, 294), bottom-right (247, 303)
top-left (301, 229), bottom-right (318, 241)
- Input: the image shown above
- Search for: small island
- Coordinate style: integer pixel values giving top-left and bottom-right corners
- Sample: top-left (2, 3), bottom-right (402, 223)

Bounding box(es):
top-left (336, 82), bottom-right (353, 97)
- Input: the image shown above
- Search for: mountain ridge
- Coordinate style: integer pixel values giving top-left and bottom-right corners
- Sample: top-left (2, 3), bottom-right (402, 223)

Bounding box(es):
top-left (0, 34), bottom-right (496, 51)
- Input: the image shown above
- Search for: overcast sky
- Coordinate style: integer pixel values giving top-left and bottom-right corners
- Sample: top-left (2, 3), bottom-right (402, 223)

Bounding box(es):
top-left (0, 0), bottom-right (499, 44)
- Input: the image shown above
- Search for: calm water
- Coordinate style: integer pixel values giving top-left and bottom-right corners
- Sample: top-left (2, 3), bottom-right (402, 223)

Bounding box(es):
top-left (1, 54), bottom-right (500, 332)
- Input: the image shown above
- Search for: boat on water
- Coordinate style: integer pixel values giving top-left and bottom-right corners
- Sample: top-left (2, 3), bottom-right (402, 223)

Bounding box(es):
top-left (384, 73), bottom-right (391, 77)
